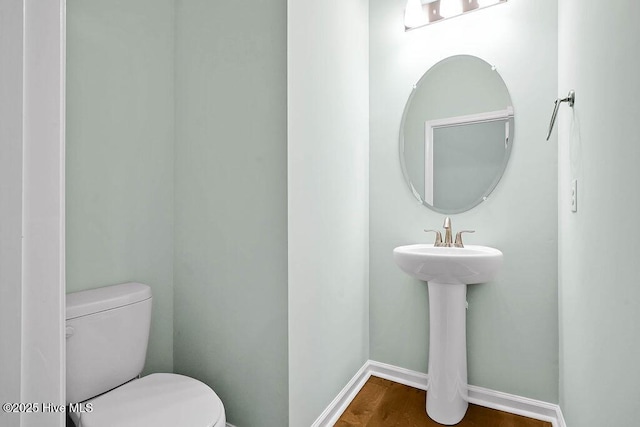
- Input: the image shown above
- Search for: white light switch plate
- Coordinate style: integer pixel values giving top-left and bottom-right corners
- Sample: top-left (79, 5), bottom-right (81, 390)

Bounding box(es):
top-left (571, 179), bottom-right (577, 212)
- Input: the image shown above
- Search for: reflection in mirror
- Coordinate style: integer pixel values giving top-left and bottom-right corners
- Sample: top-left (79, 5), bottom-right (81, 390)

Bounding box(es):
top-left (400, 55), bottom-right (514, 214)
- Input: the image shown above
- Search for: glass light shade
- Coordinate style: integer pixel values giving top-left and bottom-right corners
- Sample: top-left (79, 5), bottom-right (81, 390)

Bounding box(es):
top-left (440, 0), bottom-right (463, 18)
top-left (404, 0), bottom-right (427, 28)
top-left (477, 0), bottom-right (502, 6)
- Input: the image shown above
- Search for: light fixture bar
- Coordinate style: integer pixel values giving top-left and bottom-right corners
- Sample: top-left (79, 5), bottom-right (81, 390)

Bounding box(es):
top-left (404, 0), bottom-right (507, 31)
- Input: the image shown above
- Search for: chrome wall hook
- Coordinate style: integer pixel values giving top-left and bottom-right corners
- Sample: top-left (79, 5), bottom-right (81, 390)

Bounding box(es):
top-left (546, 90), bottom-right (575, 141)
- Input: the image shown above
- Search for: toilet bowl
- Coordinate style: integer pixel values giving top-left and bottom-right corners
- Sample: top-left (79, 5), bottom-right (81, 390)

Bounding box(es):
top-left (68, 374), bottom-right (225, 427)
top-left (66, 282), bottom-right (226, 427)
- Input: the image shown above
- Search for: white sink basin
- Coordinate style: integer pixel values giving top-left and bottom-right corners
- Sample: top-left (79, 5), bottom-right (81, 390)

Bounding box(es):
top-left (393, 243), bottom-right (503, 425)
top-left (393, 244), bottom-right (503, 285)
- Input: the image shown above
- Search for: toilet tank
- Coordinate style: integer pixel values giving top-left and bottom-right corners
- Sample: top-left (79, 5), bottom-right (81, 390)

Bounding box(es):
top-left (66, 282), bottom-right (152, 404)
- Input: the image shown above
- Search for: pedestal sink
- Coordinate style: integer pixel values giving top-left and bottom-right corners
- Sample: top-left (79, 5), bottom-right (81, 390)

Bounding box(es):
top-left (393, 244), bottom-right (503, 425)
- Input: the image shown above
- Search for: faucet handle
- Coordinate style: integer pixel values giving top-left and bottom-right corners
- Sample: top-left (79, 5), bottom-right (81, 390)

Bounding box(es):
top-left (424, 229), bottom-right (443, 247)
top-left (454, 230), bottom-right (475, 248)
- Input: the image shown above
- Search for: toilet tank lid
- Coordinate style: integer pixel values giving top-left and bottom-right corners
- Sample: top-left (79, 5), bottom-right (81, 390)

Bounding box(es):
top-left (66, 282), bottom-right (151, 320)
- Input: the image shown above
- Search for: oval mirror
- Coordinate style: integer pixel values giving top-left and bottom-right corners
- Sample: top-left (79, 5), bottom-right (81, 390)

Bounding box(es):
top-left (399, 55), bottom-right (514, 214)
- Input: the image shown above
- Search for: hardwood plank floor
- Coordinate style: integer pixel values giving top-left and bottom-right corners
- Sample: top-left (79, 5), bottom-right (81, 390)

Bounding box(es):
top-left (335, 376), bottom-right (552, 427)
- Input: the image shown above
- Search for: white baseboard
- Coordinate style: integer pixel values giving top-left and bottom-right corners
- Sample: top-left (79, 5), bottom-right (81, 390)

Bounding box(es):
top-left (466, 384), bottom-right (565, 427)
top-left (312, 360), bottom-right (566, 427)
top-left (365, 360), bottom-right (430, 391)
top-left (310, 362), bottom-right (371, 427)
top-left (556, 406), bottom-right (567, 427)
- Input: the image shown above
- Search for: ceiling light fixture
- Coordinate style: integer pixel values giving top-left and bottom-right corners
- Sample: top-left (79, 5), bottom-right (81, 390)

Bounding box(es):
top-left (404, 0), bottom-right (507, 31)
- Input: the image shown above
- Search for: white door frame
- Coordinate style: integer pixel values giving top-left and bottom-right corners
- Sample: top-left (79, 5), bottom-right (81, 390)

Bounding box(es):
top-left (0, 1), bottom-right (27, 423)
top-left (0, 1), bottom-right (66, 426)
top-left (423, 107), bottom-right (513, 206)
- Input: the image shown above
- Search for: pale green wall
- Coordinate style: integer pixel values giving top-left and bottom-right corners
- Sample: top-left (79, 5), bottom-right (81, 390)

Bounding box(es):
top-left (65, 1), bottom-right (565, 423)
top-left (66, 0), bottom-right (175, 374)
top-left (172, 1), bottom-right (288, 426)
top-left (370, 0), bottom-right (559, 402)
top-left (558, 1), bottom-right (640, 425)
top-left (288, 0), bottom-right (370, 425)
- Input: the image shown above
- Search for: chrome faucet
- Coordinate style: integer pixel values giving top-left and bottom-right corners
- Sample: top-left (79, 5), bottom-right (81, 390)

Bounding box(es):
top-left (443, 217), bottom-right (452, 247)
top-left (424, 217), bottom-right (475, 248)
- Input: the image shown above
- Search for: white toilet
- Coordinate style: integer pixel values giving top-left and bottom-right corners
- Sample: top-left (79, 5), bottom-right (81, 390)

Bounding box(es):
top-left (66, 282), bottom-right (226, 427)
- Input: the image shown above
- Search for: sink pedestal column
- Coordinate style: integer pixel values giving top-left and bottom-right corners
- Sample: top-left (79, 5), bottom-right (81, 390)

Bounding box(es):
top-left (426, 282), bottom-right (468, 425)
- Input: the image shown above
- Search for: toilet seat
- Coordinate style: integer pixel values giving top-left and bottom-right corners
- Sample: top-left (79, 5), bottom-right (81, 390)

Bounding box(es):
top-left (70, 373), bottom-right (225, 427)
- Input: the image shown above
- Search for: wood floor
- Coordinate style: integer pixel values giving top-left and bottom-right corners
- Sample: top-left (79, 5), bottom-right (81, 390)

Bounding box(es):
top-left (335, 376), bottom-right (552, 427)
